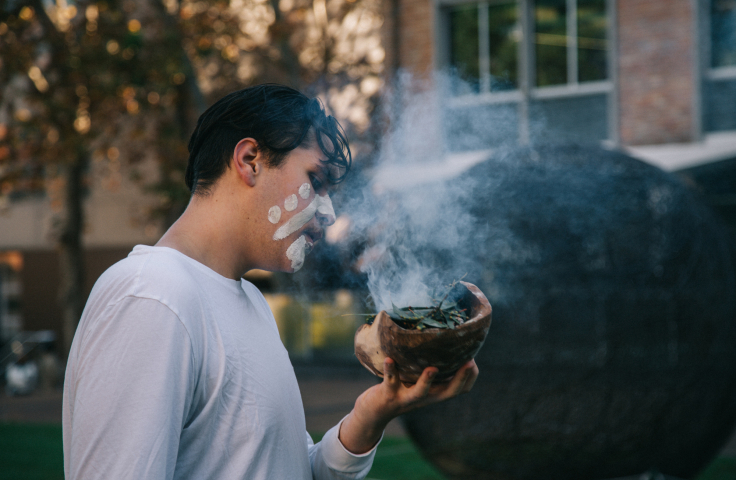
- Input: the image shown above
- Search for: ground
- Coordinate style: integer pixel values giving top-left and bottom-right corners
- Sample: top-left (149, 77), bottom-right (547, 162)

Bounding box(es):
top-left (1, 363), bottom-right (735, 480)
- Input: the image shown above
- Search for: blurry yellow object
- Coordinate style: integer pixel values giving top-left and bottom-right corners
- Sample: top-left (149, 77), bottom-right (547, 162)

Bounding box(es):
top-left (310, 290), bottom-right (357, 349)
top-left (264, 290), bottom-right (362, 356)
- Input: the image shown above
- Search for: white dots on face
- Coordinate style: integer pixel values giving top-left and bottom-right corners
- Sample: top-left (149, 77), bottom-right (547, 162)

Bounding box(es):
top-left (299, 183), bottom-right (311, 199)
top-left (268, 206), bottom-right (282, 224)
top-left (284, 194), bottom-right (298, 212)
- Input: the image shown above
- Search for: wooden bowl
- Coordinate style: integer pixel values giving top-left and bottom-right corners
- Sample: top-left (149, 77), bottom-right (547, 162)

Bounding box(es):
top-left (354, 281), bottom-right (492, 384)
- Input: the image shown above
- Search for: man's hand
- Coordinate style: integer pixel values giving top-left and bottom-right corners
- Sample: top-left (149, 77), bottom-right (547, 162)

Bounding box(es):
top-left (338, 358), bottom-right (479, 454)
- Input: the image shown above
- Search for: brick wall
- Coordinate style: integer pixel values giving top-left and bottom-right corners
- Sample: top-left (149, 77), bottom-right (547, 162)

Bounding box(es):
top-left (395, 0), bottom-right (434, 79)
top-left (618, 0), bottom-right (696, 145)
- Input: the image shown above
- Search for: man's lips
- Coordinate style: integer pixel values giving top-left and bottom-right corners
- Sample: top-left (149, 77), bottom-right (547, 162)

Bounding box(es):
top-left (304, 228), bottom-right (323, 246)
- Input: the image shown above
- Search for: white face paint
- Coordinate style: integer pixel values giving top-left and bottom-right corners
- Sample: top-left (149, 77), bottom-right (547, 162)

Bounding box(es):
top-left (316, 193), bottom-right (335, 218)
top-left (285, 235), bottom-right (313, 272)
top-left (273, 198), bottom-right (317, 240)
top-left (284, 194), bottom-right (298, 212)
top-left (268, 206), bottom-right (281, 224)
top-left (298, 183), bottom-right (311, 199)
top-left (272, 194), bottom-right (335, 241)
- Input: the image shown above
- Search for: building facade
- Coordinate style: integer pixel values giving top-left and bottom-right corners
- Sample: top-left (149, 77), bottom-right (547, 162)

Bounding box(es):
top-left (386, 0), bottom-right (736, 149)
top-left (382, 0), bottom-right (736, 229)
top-left (0, 162), bottom-right (163, 349)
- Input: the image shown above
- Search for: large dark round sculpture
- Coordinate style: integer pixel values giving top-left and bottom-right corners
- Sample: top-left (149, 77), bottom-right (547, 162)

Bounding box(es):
top-left (399, 145), bottom-right (736, 480)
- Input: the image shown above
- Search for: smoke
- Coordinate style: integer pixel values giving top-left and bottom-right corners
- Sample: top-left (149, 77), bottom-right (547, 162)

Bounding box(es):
top-left (342, 72), bottom-right (521, 312)
top-left (312, 69), bottom-right (699, 316)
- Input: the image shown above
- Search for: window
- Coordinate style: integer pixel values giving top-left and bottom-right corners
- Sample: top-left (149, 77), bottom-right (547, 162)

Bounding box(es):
top-left (534, 0), bottom-right (568, 87)
top-left (442, 0), bottom-right (613, 148)
top-left (576, 0), bottom-right (607, 82)
top-left (448, 0), bottom-right (607, 92)
top-left (704, 0), bottom-right (736, 132)
top-left (535, 0), bottom-right (607, 86)
top-left (450, 4), bottom-right (481, 93)
top-left (449, 1), bottom-right (519, 94)
top-left (711, 0), bottom-right (736, 69)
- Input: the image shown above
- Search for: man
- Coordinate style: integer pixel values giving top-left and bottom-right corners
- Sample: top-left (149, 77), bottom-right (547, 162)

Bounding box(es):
top-left (63, 84), bottom-right (479, 479)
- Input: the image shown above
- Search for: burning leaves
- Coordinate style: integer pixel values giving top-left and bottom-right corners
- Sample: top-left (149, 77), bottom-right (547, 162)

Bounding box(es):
top-left (365, 277), bottom-right (469, 331)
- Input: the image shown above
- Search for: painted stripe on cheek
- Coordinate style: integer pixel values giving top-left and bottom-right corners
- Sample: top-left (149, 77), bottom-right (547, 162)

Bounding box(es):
top-left (286, 235), bottom-right (307, 271)
top-left (273, 197), bottom-right (318, 240)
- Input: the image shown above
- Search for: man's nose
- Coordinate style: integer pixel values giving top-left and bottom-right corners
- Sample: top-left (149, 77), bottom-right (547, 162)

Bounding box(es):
top-left (316, 195), bottom-right (336, 227)
top-left (316, 209), bottom-right (336, 227)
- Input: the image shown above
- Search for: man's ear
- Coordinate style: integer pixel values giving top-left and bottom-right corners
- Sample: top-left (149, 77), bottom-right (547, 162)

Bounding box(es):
top-left (232, 138), bottom-right (263, 187)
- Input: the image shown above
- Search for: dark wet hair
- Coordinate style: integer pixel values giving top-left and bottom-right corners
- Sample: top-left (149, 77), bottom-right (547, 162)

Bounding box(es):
top-left (185, 84), bottom-right (352, 195)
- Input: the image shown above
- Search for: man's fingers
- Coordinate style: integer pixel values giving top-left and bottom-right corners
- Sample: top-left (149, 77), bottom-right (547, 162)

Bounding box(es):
top-left (412, 367), bottom-right (438, 398)
top-left (460, 361), bottom-right (479, 393)
top-left (383, 358), bottom-right (400, 390)
top-left (436, 360), bottom-right (477, 400)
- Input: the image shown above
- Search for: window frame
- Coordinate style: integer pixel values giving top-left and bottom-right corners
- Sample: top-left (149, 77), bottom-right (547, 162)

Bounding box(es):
top-left (436, 0), bottom-right (618, 144)
top-left (704, 0), bottom-right (736, 81)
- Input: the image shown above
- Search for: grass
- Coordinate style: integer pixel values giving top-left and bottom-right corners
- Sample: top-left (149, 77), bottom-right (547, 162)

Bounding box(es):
top-left (367, 436), bottom-right (446, 480)
top-left (697, 457), bottom-right (736, 480)
top-left (308, 432), bottom-right (445, 480)
top-left (0, 423), bottom-right (64, 480)
top-left (1, 423), bottom-right (734, 480)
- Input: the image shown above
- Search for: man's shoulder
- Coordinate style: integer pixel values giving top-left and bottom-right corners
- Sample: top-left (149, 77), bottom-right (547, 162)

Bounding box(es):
top-left (91, 245), bottom-right (205, 310)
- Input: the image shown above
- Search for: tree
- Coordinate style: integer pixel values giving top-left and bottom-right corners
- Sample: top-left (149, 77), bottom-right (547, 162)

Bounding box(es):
top-left (0, 0), bottom-right (202, 355)
top-left (0, 0), bottom-right (386, 356)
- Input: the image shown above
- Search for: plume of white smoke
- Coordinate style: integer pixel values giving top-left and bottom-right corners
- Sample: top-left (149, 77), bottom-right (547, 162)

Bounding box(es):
top-left (344, 72), bottom-right (518, 312)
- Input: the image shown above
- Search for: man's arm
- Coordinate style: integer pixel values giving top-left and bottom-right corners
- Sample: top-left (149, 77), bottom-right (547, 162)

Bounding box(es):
top-left (303, 358), bottom-right (477, 480)
top-left (338, 358), bottom-right (479, 454)
top-left (306, 421), bottom-right (378, 480)
top-left (64, 297), bottom-right (195, 480)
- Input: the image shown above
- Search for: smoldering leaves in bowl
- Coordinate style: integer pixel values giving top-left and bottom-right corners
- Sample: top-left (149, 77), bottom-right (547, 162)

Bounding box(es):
top-left (363, 278), bottom-right (469, 331)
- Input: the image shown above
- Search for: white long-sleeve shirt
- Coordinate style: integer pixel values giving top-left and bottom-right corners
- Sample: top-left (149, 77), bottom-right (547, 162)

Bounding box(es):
top-left (63, 245), bottom-right (378, 479)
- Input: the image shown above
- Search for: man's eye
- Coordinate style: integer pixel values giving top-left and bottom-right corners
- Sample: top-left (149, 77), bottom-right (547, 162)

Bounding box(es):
top-left (310, 175), bottom-right (323, 192)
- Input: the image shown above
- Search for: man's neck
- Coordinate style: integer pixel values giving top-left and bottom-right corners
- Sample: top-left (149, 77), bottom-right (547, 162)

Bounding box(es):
top-left (156, 194), bottom-right (255, 281)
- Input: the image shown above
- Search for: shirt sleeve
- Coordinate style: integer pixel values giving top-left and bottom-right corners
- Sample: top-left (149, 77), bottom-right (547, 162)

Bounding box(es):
top-left (307, 416), bottom-right (383, 480)
top-left (64, 296), bottom-right (195, 480)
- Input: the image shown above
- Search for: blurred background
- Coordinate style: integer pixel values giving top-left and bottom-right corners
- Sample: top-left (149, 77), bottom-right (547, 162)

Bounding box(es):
top-left (2, 0), bottom-right (736, 479)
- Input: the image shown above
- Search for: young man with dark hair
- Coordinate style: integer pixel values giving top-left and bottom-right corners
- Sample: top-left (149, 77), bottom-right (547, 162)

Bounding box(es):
top-left (63, 85), bottom-right (478, 479)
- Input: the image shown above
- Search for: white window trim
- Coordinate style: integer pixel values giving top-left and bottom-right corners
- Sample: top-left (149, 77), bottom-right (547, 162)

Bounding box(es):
top-left (706, 65), bottom-right (736, 80)
top-left (447, 80), bottom-right (610, 108)
top-left (531, 80), bottom-right (611, 99)
top-left (448, 90), bottom-right (523, 107)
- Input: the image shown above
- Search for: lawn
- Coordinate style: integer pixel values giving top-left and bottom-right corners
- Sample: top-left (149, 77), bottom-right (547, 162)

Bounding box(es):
top-left (1, 423), bottom-right (734, 480)
top-left (0, 423), bottom-right (64, 480)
